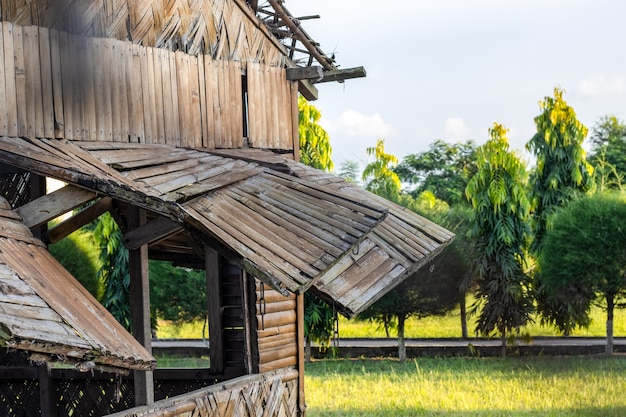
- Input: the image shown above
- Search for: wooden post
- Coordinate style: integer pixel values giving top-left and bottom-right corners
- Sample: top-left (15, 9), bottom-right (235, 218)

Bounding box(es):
top-left (129, 206), bottom-right (154, 405)
top-left (296, 292), bottom-right (306, 416)
top-left (206, 246), bottom-right (224, 373)
top-left (39, 364), bottom-right (57, 417)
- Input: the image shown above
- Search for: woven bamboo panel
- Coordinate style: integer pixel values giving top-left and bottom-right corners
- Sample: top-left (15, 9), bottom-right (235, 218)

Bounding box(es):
top-left (0, 0), bottom-right (286, 64)
top-left (0, 21), bottom-right (295, 151)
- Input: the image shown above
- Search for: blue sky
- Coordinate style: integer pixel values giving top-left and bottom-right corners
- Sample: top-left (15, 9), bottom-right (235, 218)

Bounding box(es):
top-left (288, 0), bottom-right (626, 169)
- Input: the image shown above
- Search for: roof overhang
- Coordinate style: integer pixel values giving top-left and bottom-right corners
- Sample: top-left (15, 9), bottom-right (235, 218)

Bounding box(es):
top-left (0, 138), bottom-right (454, 317)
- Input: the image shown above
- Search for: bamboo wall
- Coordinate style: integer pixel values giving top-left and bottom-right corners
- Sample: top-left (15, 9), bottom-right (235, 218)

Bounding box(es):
top-left (0, 0), bottom-right (287, 64)
top-left (0, 22), bottom-right (297, 151)
top-left (255, 281), bottom-right (298, 373)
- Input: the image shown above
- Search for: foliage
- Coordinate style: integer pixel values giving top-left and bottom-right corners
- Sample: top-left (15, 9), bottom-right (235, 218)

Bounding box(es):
top-left (588, 115), bottom-right (626, 191)
top-left (465, 123), bottom-right (533, 347)
top-left (395, 139), bottom-right (478, 206)
top-left (298, 95), bottom-right (333, 172)
top-left (305, 357), bottom-right (626, 417)
top-left (304, 292), bottom-right (335, 353)
top-left (526, 87), bottom-right (594, 253)
top-left (48, 228), bottom-right (103, 300)
top-left (536, 192), bottom-right (626, 353)
top-left (362, 139), bottom-right (402, 201)
top-left (337, 160), bottom-right (361, 184)
top-left (149, 261), bottom-right (207, 325)
top-left (92, 212), bottom-right (131, 330)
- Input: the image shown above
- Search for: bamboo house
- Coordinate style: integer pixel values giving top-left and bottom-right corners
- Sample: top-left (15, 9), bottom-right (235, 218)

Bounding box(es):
top-left (0, 0), bottom-right (454, 416)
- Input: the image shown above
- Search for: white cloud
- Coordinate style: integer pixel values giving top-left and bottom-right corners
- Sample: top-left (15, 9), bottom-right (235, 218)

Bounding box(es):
top-left (322, 109), bottom-right (392, 139)
top-left (444, 117), bottom-right (471, 141)
top-left (578, 76), bottom-right (626, 97)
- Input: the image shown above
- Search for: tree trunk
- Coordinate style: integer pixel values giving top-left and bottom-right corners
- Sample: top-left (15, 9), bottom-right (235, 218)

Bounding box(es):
top-left (305, 336), bottom-right (312, 363)
top-left (500, 327), bottom-right (507, 358)
top-left (397, 315), bottom-right (406, 363)
top-left (460, 292), bottom-right (468, 339)
top-left (606, 295), bottom-right (615, 355)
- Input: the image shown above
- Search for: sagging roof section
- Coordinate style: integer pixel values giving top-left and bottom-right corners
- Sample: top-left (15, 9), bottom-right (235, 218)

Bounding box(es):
top-left (0, 137), bottom-right (454, 317)
top-left (0, 197), bottom-right (155, 372)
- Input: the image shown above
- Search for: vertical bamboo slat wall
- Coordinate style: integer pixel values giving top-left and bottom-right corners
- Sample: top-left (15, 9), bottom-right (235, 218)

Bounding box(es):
top-left (255, 281), bottom-right (298, 373)
top-left (0, 22), bottom-right (296, 151)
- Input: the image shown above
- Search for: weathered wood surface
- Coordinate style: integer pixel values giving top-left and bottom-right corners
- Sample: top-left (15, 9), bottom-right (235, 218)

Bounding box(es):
top-left (105, 368), bottom-right (299, 417)
top-left (212, 148), bottom-right (456, 317)
top-left (0, 21), bottom-right (296, 151)
top-left (0, 197), bottom-right (155, 371)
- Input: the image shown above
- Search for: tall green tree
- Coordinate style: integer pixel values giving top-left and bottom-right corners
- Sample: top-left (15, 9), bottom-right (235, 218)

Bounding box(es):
top-left (536, 192), bottom-right (626, 354)
top-left (298, 95), bottom-right (333, 172)
top-left (526, 87), bottom-right (594, 253)
top-left (396, 139), bottom-right (478, 206)
top-left (362, 139), bottom-right (402, 201)
top-left (465, 123), bottom-right (533, 356)
top-left (588, 115), bottom-right (626, 191)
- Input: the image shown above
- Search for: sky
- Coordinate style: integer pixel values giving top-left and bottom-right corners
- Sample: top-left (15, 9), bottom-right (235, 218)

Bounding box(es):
top-left (287, 0), bottom-right (626, 170)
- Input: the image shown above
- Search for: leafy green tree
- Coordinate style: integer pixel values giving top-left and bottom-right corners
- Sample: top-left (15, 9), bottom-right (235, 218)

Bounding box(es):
top-left (465, 123), bottom-right (533, 356)
top-left (536, 192), bottom-right (626, 354)
top-left (396, 139), bottom-right (478, 206)
top-left (92, 212), bottom-right (131, 330)
top-left (149, 261), bottom-right (206, 325)
top-left (337, 160), bottom-right (361, 184)
top-left (298, 95), bottom-right (333, 171)
top-left (588, 115), bottom-right (626, 191)
top-left (362, 139), bottom-right (402, 201)
top-left (303, 292), bottom-right (335, 361)
top-left (526, 87), bottom-right (594, 253)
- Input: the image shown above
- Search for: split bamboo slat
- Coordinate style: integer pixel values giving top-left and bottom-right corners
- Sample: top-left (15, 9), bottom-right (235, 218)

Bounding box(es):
top-left (0, 19), bottom-right (295, 152)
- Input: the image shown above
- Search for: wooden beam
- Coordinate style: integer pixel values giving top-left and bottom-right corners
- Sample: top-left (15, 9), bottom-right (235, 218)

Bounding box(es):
top-left (17, 185), bottom-right (97, 229)
top-left (123, 216), bottom-right (184, 250)
top-left (206, 246), bottom-right (224, 373)
top-left (297, 79), bottom-right (318, 101)
top-left (316, 66), bottom-right (367, 84)
top-left (45, 196), bottom-right (113, 244)
top-left (286, 66), bottom-right (323, 81)
top-left (129, 207), bottom-right (154, 406)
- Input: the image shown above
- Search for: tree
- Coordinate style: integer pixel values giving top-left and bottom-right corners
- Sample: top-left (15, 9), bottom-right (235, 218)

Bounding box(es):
top-left (395, 139), bottom-right (478, 206)
top-left (91, 212), bottom-right (131, 330)
top-left (465, 123), bottom-right (533, 356)
top-left (588, 115), bottom-right (626, 191)
top-left (526, 87), bottom-right (594, 253)
top-left (536, 192), bottom-right (626, 354)
top-left (362, 139), bottom-right (402, 201)
top-left (337, 160), bottom-right (361, 184)
top-left (298, 95), bottom-right (333, 172)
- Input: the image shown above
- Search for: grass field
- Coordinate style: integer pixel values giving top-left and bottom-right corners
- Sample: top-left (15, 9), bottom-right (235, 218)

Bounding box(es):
top-left (304, 356), bottom-right (626, 417)
top-left (156, 302), bottom-right (626, 340)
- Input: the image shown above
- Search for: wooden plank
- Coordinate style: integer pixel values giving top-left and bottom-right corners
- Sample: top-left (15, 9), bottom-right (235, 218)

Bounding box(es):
top-left (128, 44), bottom-right (144, 142)
top-left (59, 31), bottom-right (73, 140)
top-left (49, 29), bottom-right (64, 139)
top-left (258, 341), bottom-right (297, 363)
top-left (278, 68), bottom-right (290, 150)
top-left (17, 185), bottom-right (98, 229)
top-left (256, 310), bottom-right (296, 330)
top-left (13, 25), bottom-right (27, 136)
top-left (118, 42), bottom-right (130, 142)
top-left (206, 246), bottom-right (224, 373)
top-left (3, 23), bottom-right (18, 137)
top-left (93, 39), bottom-right (106, 140)
top-left (46, 197), bottom-right (114, 244)
top-left (168, 49), bottom-right (180, 146)
top-left (152, 47), bottom-right (165, 144)
top-left (207, 57), bottom-right (219, 147)
top-left (190, 54), bottom-right (202, 148)
top-left (102, 39), bottom-right (113, 141)
top-left (296, 292), bottom-right (306, 413)
top-left (110, 40), bottom-right (122, 142)
top-left (197, 53), bottom-right (209, 147)
top-left (23, 26), bottom-right (42, 138)
top-left (217, 60), bottom-right (229, 147)
top-left (123, 216), bottom-right (183, 250)
top-left (0, 23), bottom-right (6, 136)
top-left (70, 34), bottom-right (82, 139)
top-left (83, 36), bottom-right (97, 140)
top-left (268, 66), bottom-right (280, 147)
top-left (139, 46), bottom-right (153, 143)
top-left (38, 27), bottom-right (54, 138)
top-left (175, 50), bottom-right (189, 147)
top-left (254, 300), bottom-right (296, 315)
top-left (159, 48), bottom-right (173, 144)
top-left (233, 61), bottom-right (244, 147)
top-left (257, 356), bottom-right (297, 373)
top-left (290, 81), bottom-right (300, 161)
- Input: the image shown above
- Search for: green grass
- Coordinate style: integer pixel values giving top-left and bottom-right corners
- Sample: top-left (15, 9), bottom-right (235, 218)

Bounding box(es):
top-left (304, 356), bottom-right (626, 416)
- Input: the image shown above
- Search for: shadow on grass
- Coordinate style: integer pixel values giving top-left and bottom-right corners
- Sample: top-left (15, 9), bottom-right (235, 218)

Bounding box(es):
top-left (307, 406), bottom-right (626, 417)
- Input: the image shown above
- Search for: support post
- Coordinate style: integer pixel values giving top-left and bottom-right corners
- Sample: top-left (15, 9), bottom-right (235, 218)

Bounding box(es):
top-left (129, 207), bottom-right (154, 405)
top-left (39, 364), bottom-right (57, 417)
top-left (296, 292), bottom-right (306, 416)
top-left (206, 246), bottom-right (224, 373)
